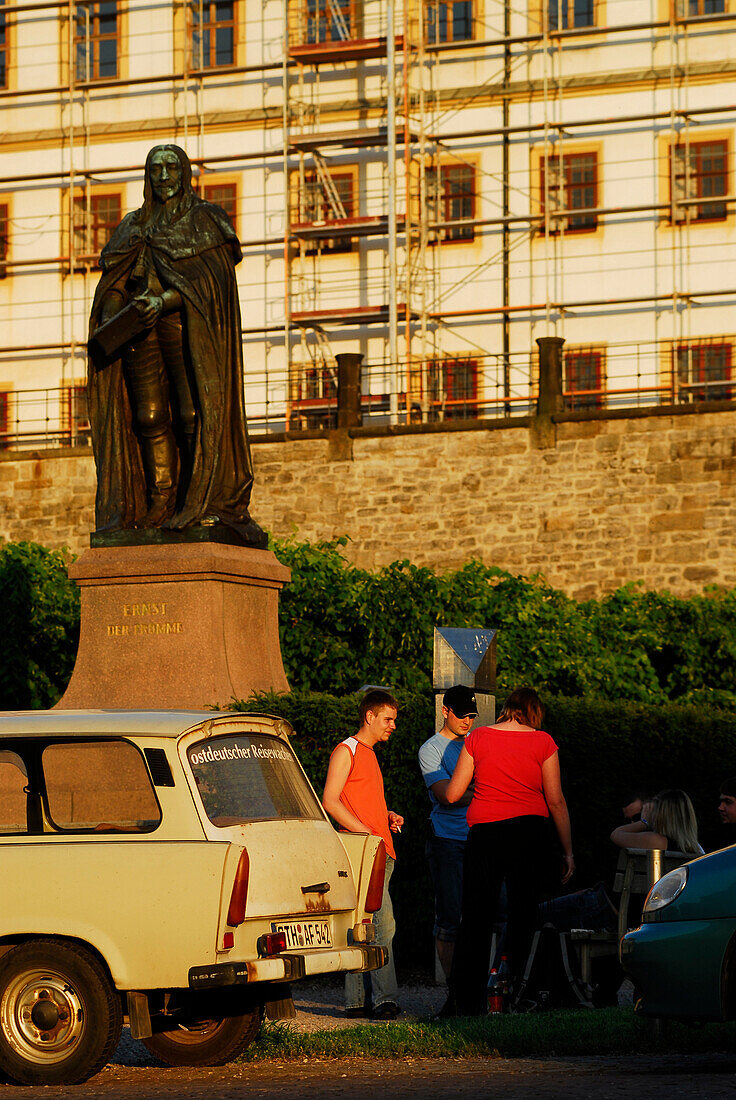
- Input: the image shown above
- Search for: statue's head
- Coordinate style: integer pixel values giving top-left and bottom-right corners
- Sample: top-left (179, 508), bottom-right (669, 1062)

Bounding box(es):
top-left (141, 144), bottom-right (194, 219)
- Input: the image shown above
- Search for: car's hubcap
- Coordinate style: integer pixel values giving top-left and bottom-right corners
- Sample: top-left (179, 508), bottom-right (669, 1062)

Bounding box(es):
top-left (2, 968), bottom-right (84, 1063)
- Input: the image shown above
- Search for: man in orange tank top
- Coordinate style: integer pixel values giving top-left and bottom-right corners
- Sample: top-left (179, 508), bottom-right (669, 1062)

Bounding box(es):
top-left (322, 689), bottom-right (404, 1019)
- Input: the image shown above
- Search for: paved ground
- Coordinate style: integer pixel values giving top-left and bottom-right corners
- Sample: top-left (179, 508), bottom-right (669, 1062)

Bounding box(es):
top-left (4, 1053), bottom-right (736, 1100)
top-left (3, 979), bottom-right (731, 1099)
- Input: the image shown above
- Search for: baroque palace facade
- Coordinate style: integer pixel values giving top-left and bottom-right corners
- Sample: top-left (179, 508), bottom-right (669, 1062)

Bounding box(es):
top-left (0, 0), bottom-right (734, 446)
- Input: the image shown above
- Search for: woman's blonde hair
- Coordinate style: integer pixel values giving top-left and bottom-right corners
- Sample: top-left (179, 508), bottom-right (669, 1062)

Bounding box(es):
top-left (497, 687), bottom-right (545, 730)
top-left (652, 789), bottom-right (700, 854)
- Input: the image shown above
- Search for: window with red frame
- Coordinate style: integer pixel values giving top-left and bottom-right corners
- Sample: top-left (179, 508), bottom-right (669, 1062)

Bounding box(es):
top-left (427, 164), bottom-right (475, 242)
top-left (0, 0), bottom-right (7, 89)
top-left (675, 342), bottom-right (732, 402)
top-left (564, 349), bottom-right (604, 409)
top-left (202, 182), bottom-right (237, 233)
top-left (0, 391), bottom-right (9, 441)
top-left (541, 152), bottom-right (597, 232)
top-left (74, 1), bottom-right (118, 82)
top-left (73, 192), bottom-right (121, 262)
top-left (290, 364), bottom-right (337, 428)
top-left (428, 358), bottom-right (478, 419)
top-left (0, 203), bottom-right (8, 278)
top-left (63, 384), bottom-right (91, 441)
top-left (671, 140), bottom-right (728, 222)
top-left (300, 170), bottom-right (355, 253)
top-left (189, 0), bottom-right (235, 69)
top-left (304, 0), bottom-right (354, 43)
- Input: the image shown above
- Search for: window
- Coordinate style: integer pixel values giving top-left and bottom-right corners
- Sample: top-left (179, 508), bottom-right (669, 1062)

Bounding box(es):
top-left (72, 191), bottom-right (121, 262)
top-left (203, 181), bottom-right (237, 232)
top-left (187, 733), bottom-right (324, 825)
top-left (564, 348), bottom-right (604, 409)
top-left (428, 358), bottom-right (478, 419)
top-left (299, 168), bottom-right (356, 253)
top-left (304, 0), bottom-right (354, 43)
top-left (541, 151), bottom-right (598, 232)
top-left (62, 382), bottom-right (91, 442)
top-left (548, 0), bottom-right (595, 29)
top-left (0, 202), bottom-right (7, 277)
top-left (189, 0), bottom-right (235, 69)
top-left (43, 741), bottom-right (161, 832)
top-left (0, 751), bottom-right (27, 834)
top-left (677, 0), bottom-right (725, 16)
top-left (290, 363), bottom-right (337, 428)
top-left (675, 342), bottom-right (732, 402)
top-left (74, 1), bottom-right (118, 82)
top-left (0, 0), bottom-right (7, 89)
top-left (0, 390), bottom-right (10, 440)
top-left (427, 163), bottom-right (475, 242)
top-left (426, 0), bottom-right (473, 43)
top-left (671, 140), bottom-right (728, 223)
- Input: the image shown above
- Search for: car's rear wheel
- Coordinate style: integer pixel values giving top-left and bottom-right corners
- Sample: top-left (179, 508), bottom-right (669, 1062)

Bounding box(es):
top-left (142, 1006), bottom-right (263, 1066)
top-left (0, 938), bottom-right (123, 1085)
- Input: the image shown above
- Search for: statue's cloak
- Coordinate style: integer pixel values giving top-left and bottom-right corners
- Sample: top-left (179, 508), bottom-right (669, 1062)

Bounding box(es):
top-left (88, 194), bottom-right (253, 533)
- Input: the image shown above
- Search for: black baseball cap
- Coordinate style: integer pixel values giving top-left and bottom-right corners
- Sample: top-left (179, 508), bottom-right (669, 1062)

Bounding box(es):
top-left (442, 685), bottom-right (478, 718)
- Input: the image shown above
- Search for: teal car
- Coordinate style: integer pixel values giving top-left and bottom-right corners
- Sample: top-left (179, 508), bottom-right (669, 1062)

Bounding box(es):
top-left (621, 844), bottom-right (736, 1020)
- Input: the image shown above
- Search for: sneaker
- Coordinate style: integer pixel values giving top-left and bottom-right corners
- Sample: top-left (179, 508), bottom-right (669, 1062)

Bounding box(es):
top-left (345, 1005), bottom-right (371, 1018)
top-left (372, 1001), bottom-right (400, 1020)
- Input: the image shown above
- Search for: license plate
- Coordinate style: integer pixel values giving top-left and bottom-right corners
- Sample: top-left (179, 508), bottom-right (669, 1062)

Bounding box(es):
top-left (270, 919), bottom-right (332, 949)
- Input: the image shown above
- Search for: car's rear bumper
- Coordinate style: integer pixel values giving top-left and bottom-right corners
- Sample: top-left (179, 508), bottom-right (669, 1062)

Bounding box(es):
top-left (189, 944), bottom-right (387, 989)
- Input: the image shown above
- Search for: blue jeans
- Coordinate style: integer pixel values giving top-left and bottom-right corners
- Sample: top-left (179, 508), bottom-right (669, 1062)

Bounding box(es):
top-left (345, 855), bottom-right (398, 1010)
top-left (425, 834), bottom-right (465, 941)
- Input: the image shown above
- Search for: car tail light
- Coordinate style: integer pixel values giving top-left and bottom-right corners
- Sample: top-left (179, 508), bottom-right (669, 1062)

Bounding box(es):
top-left (365, 841), bottom-right (386, 913)
top-left (227, 848), bottom-right (250, 926)
top-left (259, 931), bottom-right (287, 956)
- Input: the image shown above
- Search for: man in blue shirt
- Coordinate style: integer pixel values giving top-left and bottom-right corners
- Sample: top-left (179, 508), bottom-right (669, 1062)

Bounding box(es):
top-left (418, 685), bottom-right (478, 979)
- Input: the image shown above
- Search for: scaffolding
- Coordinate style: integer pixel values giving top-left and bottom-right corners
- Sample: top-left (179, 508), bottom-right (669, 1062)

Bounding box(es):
top-left (0, 0), bottom-right (735, 441)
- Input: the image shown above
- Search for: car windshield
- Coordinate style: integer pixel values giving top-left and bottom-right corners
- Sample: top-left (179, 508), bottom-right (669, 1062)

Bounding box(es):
top-left (187, 733), bottom-right (323, 826)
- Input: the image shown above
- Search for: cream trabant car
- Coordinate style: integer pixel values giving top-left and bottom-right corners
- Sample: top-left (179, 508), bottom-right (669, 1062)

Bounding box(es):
top-left (0, 710), bottom-right (386, 1085)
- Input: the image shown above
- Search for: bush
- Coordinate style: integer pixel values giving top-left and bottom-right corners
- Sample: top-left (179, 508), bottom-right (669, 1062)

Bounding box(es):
top-left (0, 542), bottom-right (79, 709)
top-left (234, 690), bottom-right (736, 973)
top-left (271, 535), bottom-right (736, 708)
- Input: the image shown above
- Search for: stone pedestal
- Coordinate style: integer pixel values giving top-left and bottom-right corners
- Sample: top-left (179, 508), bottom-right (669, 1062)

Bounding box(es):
top-left (56, 543), bottom-right (290, 710)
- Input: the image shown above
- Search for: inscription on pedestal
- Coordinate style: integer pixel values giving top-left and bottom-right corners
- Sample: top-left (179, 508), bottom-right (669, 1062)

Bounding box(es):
top-left (107, 600), bottom-right (184, 638)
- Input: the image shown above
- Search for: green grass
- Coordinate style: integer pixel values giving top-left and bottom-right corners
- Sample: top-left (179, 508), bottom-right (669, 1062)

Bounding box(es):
top-left (240, 1009), bottom-right (736, 1062)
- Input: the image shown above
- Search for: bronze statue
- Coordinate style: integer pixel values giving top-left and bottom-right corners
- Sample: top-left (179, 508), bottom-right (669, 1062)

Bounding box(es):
top-left (87, 144), bottom-right (263, 545)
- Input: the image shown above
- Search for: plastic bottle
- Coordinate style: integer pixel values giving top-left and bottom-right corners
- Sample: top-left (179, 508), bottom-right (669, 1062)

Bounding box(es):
top-left (498, 954), bottom-right (512, 1010)
top-left (487, 967), bottom-right (503, 1014)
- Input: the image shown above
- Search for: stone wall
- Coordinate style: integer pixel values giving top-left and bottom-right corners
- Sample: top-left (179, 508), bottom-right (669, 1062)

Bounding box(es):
top-left (1, 404), bottom-right (734, 599)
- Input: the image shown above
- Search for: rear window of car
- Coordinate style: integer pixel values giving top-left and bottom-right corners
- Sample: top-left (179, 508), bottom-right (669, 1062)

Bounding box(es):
top-left (42, 740), bottom-right (161, 832)
top-left (187, 733), bottom-right (323, 826)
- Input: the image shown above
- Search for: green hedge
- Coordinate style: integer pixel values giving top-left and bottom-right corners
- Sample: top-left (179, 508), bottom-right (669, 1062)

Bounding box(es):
top-left (272, 535), bottom-right (736, 707)
top-left (7, 535), bottom-right (736, 712)
top-left (235, 690), bottom-right (736, 972)
top-left (0, 542), bottom-right (79, 709)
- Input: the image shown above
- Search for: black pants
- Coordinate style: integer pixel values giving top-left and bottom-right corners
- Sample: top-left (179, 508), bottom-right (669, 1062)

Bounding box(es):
top-left (449, 815), bottom-right (553, 1015)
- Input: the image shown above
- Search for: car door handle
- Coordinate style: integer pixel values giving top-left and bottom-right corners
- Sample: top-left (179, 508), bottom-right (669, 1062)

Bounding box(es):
top-left (301, 882), bottom-right (330, 894)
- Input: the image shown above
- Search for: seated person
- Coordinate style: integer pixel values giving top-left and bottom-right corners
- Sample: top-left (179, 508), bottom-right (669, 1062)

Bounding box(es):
top-left (718, 778), bottom-right (736, 827)
top-left (610, 788), bottom-right (704, 856)
top-left (540, 789), bottom-right (703, 935)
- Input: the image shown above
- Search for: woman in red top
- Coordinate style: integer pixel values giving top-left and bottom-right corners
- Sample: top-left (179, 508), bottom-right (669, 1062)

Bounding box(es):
top-left (444, 687), bottom-right (574, 1015)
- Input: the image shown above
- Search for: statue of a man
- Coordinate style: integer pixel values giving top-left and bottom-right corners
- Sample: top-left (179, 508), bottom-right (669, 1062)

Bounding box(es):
top-left (87, 144), bottom-right (262, 543)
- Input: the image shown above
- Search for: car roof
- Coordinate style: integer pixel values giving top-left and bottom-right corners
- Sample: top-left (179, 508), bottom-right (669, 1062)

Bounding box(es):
top-left (0, 710), bottom-right (275, 739)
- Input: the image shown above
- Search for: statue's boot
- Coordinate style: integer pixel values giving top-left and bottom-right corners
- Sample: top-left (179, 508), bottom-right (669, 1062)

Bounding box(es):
top-left (140, 432), bottom-right (177, 527)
